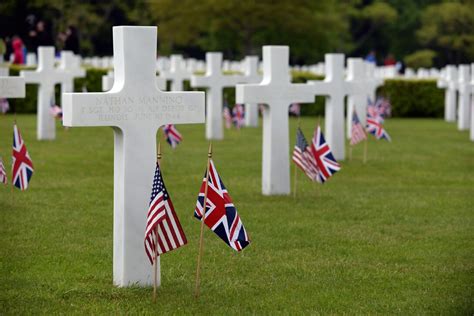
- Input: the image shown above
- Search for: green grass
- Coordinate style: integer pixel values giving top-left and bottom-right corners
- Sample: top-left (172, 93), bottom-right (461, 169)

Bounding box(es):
top-left (1, 115), bottom-right (473, 314)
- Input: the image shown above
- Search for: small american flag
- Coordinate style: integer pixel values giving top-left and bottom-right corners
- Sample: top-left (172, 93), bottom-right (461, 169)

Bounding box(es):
top-left (163, 124), bottom-right (182, 148)
top-left (367, 113), bottom-right (391, 141)
top-left (311, 125), bottom-right (340, 183)
top-left (0, 156), bottom-right (7, 185)
top-left (232, 103), bottom-right (245, 128)
top-left (223, 105), bottom-right (232, 129)
top-left (194, 159), bottom-right (250, 251)
top-left (292, 128), bottom-right (319, 181)
top-left (289, 103), bottom-right (301, 116)
top-left (0, 98), bottom-right (9, 114)
top-left (12, 123), bottom-right (34, 190)
top-left (144, 160), bottom-right (187, 264)
top-left (350, 110), bottom-right (367, 146)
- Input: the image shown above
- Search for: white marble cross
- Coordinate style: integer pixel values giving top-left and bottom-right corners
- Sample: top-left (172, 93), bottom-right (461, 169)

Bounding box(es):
top-left (308, 54), bottom-right (368, 160)
top-left (191, 52), bottom-right (246, 140)
top-left (437, 65), bottom-right (458, 122)
top-left (160, 55), bottom-right (192, 91)
top-left (0, 69), bottom-right (25, 98)
top-left (102, 71), bottom-right (166, 92)
top-left (21, 47), bottom-right (70, 140)
top-left (364, 62), bottom-right (384, 104)
top-left (62, 26), bottom-right (205, 287)
top-left (236, 46), bottom-right (314, 195)
top-left (241, 56), bottom-right (262, 127)
top-left (457, 65), bottom-right (471, 131)
top-left (346, 58), bottom-right (371, 138)
top-left (59, 51), bottom-right (86, 94)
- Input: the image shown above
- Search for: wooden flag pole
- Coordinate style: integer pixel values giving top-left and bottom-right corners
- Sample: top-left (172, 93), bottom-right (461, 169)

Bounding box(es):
top-left (363, 138), bottom-right (368, 164)
top-left (152, 141), bottom-right (162, 303)
top-left (195, 142), bottom-right (212, 299)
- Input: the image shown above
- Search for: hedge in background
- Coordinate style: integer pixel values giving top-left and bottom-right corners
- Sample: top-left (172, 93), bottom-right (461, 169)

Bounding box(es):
top-left (6, 66), bottom-right (444, 118)
top-left (378, 79), bottom-right (444, 118)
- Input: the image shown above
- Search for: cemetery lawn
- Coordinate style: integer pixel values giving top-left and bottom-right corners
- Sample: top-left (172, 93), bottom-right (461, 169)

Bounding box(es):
top-left (1, 115), bottom-right (473, 315)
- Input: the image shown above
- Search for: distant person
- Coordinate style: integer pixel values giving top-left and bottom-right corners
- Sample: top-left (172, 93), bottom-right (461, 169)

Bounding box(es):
top-left (365, 50), bottom-right (376, 65)
top-left (29, 20), bottom-right (54, 51)
top-left (12, 36), bottom-right (24, 64)
top-left (63, 25), bottom-right (80, 54)
top-left (384, 54), bottom-right (396, 66)
top-left (0, 38), bottom-right (5, 62)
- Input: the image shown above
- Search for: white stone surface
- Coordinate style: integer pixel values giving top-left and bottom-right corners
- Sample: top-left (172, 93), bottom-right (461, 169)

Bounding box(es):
top-left (457, 65), bottom-right (470, 131)
top-left (365, 62), bottom-right (384, 103)
top-left (191, 52), bottom-right (246, 140)
top-left (346, 58), bottom-right (371, 139)
top-left (0, 69), bottom-right (25, 98)
top-left (437, 65), bottom-right (458, 122)
top-left (160, 55), bottom-right (192, 91)
top-left (236, 46), bottom-right (314, 195)
top-left (59, 51), bottom-right (86, 95)
top-left (62, 26), bottom-right (205, 287)
top-left (20, 47), bottom-right (69, 140)
top-left (102, 71), bottom-right (166, 92)
top-left (241, 56), bottom-right (262, 127)
top-left (308, 54), bottom-right (368, 160)
top-left (470, 63), bottom-right (474, 141)
top-left (26, 53), bottom-right (37, 66)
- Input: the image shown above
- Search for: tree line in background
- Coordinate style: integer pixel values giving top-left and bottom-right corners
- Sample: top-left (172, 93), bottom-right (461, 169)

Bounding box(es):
top-left (1, 0), bottom-right (473, 68)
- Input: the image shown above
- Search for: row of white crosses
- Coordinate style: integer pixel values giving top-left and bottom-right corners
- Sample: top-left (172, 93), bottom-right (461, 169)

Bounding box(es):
top-left (437, 63), bottom-right (474, 141)
top-left (20, 47), bottom-right (85, 140)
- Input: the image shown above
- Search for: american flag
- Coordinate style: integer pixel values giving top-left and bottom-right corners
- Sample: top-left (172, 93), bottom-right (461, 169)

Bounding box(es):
top-left (289, 103), bottom-right (301, 116)
top-left (144, 161), bottom-right (187, 264)
top-left (0, 98), bottom-right (9, 114)
top-left (223, 105), bottom-right (232, 129)
top-left (367, 114), bottom-right (391, 141)
top-left (49, 95), bottom-right (62, 119)
top-left (350, 110), bottom-right (367, 146)
top-left (194, 159), bottom-right (250, 251)
top-left (232, 103), bottom-right (245, 128)
top-left (311, 125), bottom-right (340, 183)
top-left (163, 124), bottom-right (182, 148)
top-left (292, 128), bottom-right (319, 181)
top-left (12, 123), bottom-right (34, 190)
top-left (0, 156), bottom-right (7, 185)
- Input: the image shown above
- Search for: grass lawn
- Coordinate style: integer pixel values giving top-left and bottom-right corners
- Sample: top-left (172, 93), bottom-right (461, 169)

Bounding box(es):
top-left (1, 115), bottom-right (473, 314)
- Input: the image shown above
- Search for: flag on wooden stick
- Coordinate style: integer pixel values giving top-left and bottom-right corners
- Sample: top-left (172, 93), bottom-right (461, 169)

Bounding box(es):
top-left (311, 125), bottom-right (340, 183)
top-left (0, 156), bottom-right (7, 184)
top-left (144, 160), bottom-right (187, 264)
top-left (292, 128), bottom-right (319, 182)
top-left (163, 124), bottom-right (182, 148)
top-left (350, 110), bottom-right (367, 146)
top-left (12, 123), bottom-right (34, 190)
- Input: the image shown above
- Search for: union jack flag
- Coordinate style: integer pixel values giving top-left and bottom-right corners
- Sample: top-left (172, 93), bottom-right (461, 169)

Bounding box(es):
top-left (289, 103), bottom-right (301, 116)
top-left (223, 105), bottom-right (232, 129)
top-left (311, 125), bottom-right (340, 183)
top-left (144, 160), bottom-right (187, 264)
top-left (12, 123), bottom-right (34, 190)
top-left (0, 156), bottom-right (7, 184)
top-left (194, 159), bottom-right (250, 251)
top-left (49, 95), bottom-right (62, 119)
top-left (350, 110), bottom-right (367, 146)
top-left (367, 114), bottom-right (391, 141)
top-left (0, 98), bottom-right (9, 114)
top-left (232, 103), bottom-right (245, 128)
top-left (163, 124), bottom-right (182, 148)
top-left (292, 128), bottom-right (319, 181)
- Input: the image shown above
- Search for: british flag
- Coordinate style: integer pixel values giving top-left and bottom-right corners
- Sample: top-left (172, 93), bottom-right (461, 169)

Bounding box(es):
top-left (12, 123), bottom-right (34, 190)
top-left (289, 103), bottom-right (301, 116)
top-left (49, 95), bottom-right (62, 119)
top-left (292, 128), bottom-right (319, 181)
top-left (163, 124), bottom-right (182, 148)
top-left (232, 103), bottom-right (245, 128)
top-left (311, 125), bottom-right (340, 183)
top-left (194, 159), bottom-right (250, 251)
top-left (0, 156), bottom-right (7, 185)
top-left (367, 114), bottom-right (391, 141)
top-left (350, 110), bottom-right (367, 146)
top-left (144, 161), bottom-right (187, 264)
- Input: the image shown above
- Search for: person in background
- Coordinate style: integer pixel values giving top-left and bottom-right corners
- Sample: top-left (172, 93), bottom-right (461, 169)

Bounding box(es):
top-left (12, 36), bottom-right (24, 64)
top-left (384, 54), bottom-right (396, 66)
top-left (59, 25), bottom-right (80, 54)
top-left (29, 20), bottom-right (54, 52)
top-left (365, 50), bottom-right (376, 65)
top-left (0, 38), bottom-right (6, 63)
